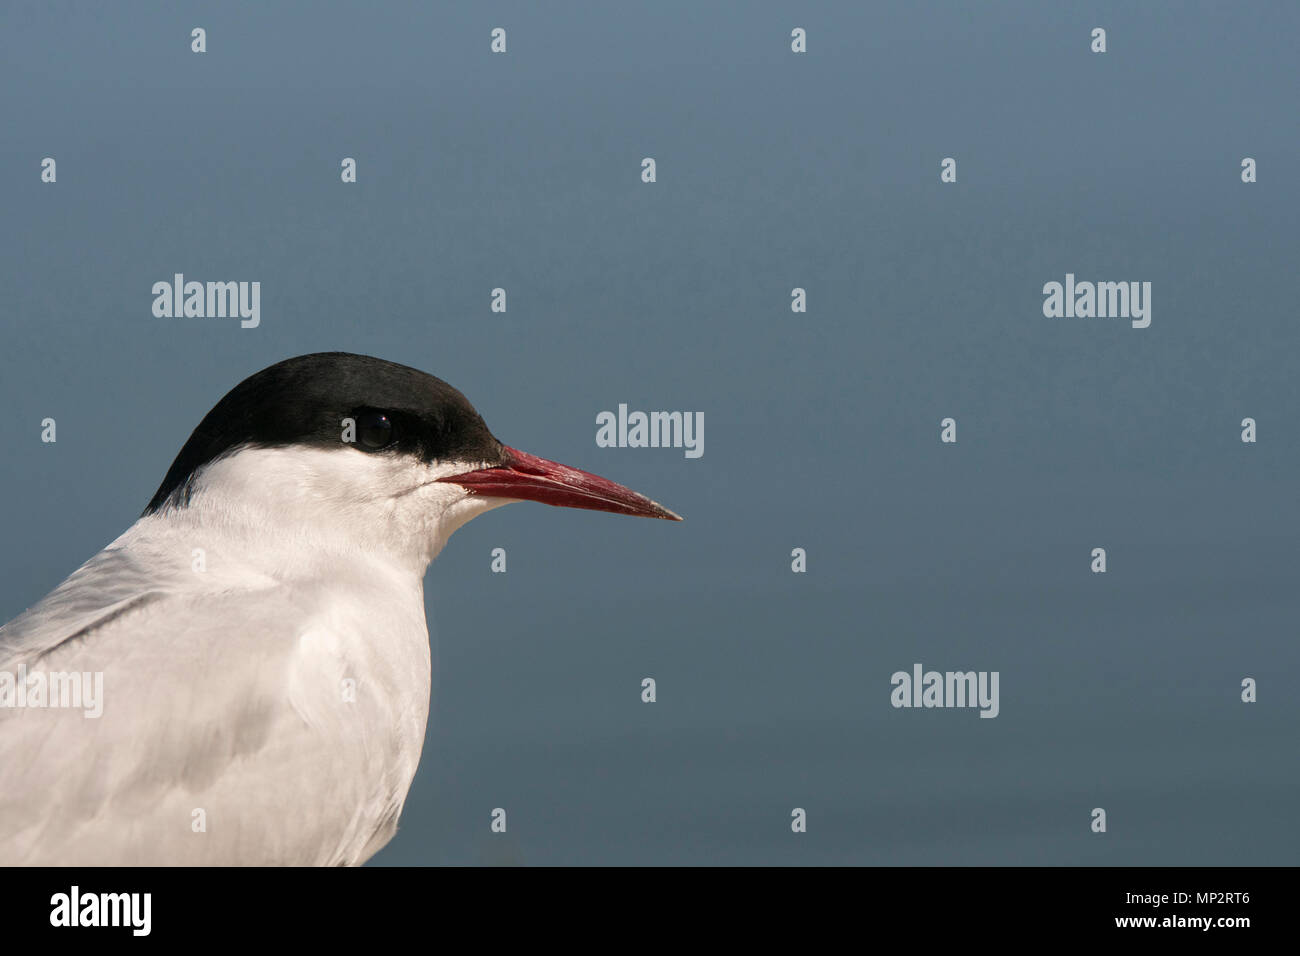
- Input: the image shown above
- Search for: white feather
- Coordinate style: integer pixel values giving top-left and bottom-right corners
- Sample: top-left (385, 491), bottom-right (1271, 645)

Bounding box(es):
top-left (0, 445), bottom-right (509, 865)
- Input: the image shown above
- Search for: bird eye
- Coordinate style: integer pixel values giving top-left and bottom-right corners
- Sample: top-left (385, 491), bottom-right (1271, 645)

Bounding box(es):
top-left (355, 410), bottom-right (395, 450)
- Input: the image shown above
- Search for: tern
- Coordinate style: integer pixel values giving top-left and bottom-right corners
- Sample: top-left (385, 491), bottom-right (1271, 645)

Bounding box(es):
top-left (0, 352), bottom-right (679, 865)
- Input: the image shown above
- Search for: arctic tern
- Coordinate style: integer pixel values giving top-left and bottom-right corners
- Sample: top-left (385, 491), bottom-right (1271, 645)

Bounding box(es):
top-left (0, 352), bottom-right (679, 865)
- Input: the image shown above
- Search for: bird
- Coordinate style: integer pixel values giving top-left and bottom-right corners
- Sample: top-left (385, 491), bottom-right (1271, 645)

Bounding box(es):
top-left (0, 352), bottom-right (679, 865)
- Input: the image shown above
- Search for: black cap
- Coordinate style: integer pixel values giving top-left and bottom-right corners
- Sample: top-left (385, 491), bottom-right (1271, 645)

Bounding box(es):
top-left (144, 352), bottom-right (507, 515)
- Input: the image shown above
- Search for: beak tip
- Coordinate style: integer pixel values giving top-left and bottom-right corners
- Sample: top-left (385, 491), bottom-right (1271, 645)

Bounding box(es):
top-left (637, 496), bottom-right (682, 522)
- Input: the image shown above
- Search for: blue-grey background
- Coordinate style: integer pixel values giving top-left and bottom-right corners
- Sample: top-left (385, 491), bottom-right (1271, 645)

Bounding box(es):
top-left (2, 1), bottom-right (1296, 864)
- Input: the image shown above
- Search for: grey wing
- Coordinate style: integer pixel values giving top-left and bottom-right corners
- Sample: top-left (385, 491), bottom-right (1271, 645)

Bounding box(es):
top-left (0, 548), bottom-right (402, 866)
top-left (0, 545), bottom-right (168, 669)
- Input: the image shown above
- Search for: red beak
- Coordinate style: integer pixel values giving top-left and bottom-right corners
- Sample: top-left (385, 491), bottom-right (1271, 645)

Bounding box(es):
top-left (439, 446), bottom-right (682, 521)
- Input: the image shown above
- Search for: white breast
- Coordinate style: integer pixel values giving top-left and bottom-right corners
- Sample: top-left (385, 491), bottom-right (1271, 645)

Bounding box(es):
top-left (0, 443), bottom-right (499, 865)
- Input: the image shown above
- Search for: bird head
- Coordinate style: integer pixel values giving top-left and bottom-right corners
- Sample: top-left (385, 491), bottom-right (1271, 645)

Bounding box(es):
top-left (144, 352), bottom-right (680, 571)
